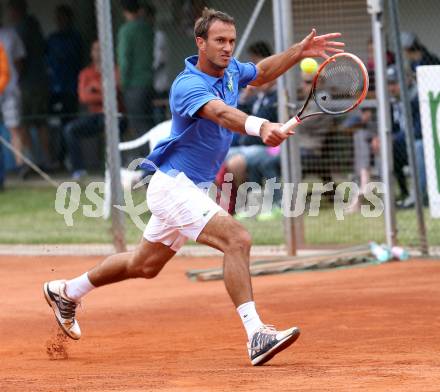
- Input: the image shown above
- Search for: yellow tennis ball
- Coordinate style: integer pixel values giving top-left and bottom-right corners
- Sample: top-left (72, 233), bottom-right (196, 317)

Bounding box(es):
top-left (300, 58), bottom-right (318, 74)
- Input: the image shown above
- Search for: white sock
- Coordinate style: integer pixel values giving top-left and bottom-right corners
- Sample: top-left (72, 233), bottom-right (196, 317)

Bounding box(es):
top-left (65, 273), bottom-right (95, 302)
top-left (237, 301), bottom-right (264, 340)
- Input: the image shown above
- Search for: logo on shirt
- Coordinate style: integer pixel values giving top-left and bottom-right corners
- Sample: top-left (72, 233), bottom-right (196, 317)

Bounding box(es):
top-left (227, 71), bottom-right (234, 92)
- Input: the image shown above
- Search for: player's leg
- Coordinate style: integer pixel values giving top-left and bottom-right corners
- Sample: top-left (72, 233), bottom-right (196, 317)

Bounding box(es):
top-left (44, 168), bottom-right (189, 340)
top-left (197, 212), bottom-right (253, 307)
top-left (43, 238), bottom-right (176, 340)
top-left (149, 171), bottom-right (263, 338)
top-left (88, 238), bottom-right (177, 286)
top-left (196, 213), bottom-right (300, 366)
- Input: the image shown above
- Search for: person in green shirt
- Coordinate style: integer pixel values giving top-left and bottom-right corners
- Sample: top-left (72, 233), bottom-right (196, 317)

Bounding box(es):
top-left (117, 0), bottom-right (154, 138)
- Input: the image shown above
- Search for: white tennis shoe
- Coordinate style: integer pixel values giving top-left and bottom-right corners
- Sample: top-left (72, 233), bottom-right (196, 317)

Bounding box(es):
top-left (248, 324), bottom-right (300, 366)
top-left (43, 280), bottom-right (81, 340)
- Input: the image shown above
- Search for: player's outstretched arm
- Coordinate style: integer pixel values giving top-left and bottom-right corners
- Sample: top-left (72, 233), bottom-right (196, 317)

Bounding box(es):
top-left (197, 99), bottom-right (293, 147)
top-left (250, 29), bottom-right (345, 87)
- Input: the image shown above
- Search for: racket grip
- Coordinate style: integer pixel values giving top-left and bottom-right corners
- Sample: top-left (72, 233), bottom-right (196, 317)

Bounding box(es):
top-left (281, 116), bottom-right (301, 133)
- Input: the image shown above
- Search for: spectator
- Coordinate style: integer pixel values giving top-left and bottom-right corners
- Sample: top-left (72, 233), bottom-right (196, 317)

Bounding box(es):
top-left (46, 3), bottom-right (83, 165)
top-left (295, 72), bottom-right (334, 184)
top-left (371, 65), bottom-right (426, 208)
top-left (401, 32), bottom-right (440, 73)
top-left (246, 72), bottom-right (334, 220)
top-left (341, 108), bottom-right (376, 212)
top-left (117, 0), bottom-right (154, 139)
top-left (0, 41), bottom-right (11, 190)
top-left (7, 0), bottom-right (51, 169)
top-left (143, 3), bottom-right (170, 124)
top-left (0, 6), bottom-right (26, 174)
top-left (63, 40), bottom-right (126, 180)
top-left (366, 37), bottom-right (395, 94)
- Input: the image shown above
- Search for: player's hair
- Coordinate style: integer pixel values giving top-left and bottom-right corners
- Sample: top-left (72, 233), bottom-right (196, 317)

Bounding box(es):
top-left (248, 41), bottom-right (273, 59)
top-left (194, 8), bottom-right (235, 40)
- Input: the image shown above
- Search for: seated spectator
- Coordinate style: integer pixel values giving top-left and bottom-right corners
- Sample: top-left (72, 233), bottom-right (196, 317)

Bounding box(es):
top-left (341, 108), bottom-right (376, 212)
top-left (226, 71), bottom-right (335, 221)
top-left (256, 72), bottom-right (336, 219)
top-left (401, 32), bottom-right (440, 73)
top-left (63, 40), bottom-right (126, 180)
top-left (366, 37), bottom-right (395, 94)
top-left (47, 4), bottom-right (83, 167)
top-left (371, 65), bottom-right (426, 208)
top-left (295, 72), bottom-right (334, 184)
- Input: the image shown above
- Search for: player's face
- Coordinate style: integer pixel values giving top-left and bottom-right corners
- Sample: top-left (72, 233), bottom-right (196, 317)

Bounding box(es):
top-left (202, 21), bottom-right (236, 70)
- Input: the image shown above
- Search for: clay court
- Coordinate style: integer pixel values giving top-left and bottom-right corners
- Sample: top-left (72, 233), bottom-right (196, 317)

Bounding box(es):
top-left (1, 255), bottom-right (440, 391)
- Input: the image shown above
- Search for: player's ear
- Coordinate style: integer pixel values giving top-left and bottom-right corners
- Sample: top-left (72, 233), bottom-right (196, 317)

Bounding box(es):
top-left (195, 36), bottom-right (206, 52)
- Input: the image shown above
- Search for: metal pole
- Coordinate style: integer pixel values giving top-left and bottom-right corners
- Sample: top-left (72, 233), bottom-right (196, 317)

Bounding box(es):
top-left (281, 0), bottom-right (304, 249)
top-left (388, 0), bottom-right (428, 254)
top-left (235, 0), bottom-right (266, 59)
top-left (272, 0), bottom-right (302, 255)
top-left (96, 0), bottom-right (126, 252)
top-left (367, 0), bottom-right (397, 248)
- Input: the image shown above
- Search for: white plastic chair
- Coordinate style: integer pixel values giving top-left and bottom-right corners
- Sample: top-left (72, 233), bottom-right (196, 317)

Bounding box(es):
top-left (103, 120), bottom-right (171, 219)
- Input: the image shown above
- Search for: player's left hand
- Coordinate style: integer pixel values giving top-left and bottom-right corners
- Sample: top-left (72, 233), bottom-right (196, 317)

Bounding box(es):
top-left (299, 29), bottom-right (345, 60)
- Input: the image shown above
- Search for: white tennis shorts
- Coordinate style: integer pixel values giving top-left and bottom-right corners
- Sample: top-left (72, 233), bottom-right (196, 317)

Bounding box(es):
top-left (143, 170), bottom-right (224, 251)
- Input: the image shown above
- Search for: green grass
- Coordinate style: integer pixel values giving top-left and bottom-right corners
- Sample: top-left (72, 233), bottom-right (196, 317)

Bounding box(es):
top-left (1, 186), bottom-right (438, 247)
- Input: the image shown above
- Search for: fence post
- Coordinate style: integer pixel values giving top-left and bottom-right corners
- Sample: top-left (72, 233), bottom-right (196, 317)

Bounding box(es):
top-left (388, 0), bottom-right (429, 255)
top-left (96, 0), bottom-right (126, 252)
top-left (272, 0), bottom-right (304, 255)
top-left (367, 0), bottom-right (397, 248)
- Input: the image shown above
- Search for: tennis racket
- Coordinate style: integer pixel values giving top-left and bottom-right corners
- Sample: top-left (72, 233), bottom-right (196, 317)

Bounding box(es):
top-left (281, 52), bottom-right (369, 133)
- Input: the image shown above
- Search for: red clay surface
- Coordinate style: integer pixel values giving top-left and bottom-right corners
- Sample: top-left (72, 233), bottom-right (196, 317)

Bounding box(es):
top-left (1, 255), bottom-right (440, 392)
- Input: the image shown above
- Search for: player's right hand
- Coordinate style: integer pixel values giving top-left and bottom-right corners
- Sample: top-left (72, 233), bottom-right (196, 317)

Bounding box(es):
top-left (260, 122), bottom-right (294, 146)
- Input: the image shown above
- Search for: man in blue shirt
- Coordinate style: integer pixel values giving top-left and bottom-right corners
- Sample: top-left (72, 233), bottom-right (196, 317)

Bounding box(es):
top-left (44, 8), bottom-right (344, 366)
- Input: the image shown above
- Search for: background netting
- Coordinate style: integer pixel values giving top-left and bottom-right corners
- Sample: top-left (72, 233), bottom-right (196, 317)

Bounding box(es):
top-left (0, 0), bottom-right (438, 253)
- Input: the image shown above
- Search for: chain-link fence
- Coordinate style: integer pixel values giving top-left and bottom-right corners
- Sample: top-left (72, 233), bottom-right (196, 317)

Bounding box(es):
top-left (384, 0), bottom-right (440, 251)
top-left (0, 0), bottom-right (439, 253)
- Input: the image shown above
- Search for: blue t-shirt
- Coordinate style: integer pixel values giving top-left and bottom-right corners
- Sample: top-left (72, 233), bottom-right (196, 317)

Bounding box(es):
top-left (139, 55), bottom-right (257, 185)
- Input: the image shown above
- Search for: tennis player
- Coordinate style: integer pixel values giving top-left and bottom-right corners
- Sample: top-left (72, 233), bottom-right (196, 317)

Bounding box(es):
top-left (44, 8), bottom-right (344, 366)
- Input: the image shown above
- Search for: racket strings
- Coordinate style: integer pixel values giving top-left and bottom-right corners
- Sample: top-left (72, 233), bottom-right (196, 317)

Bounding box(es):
top-left (314, 57), bottom-right (366, 114)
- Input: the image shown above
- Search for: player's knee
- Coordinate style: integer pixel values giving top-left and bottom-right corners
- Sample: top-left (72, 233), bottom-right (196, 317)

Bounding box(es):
top-left (140, 264), bottom-right (161, 279)
top-left (228, 230), bottom-right (252, 255)
top-left (127, 256), bottom-right (160, 279)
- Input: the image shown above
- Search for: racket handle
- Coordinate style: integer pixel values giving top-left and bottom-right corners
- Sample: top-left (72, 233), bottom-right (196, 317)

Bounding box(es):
top-left (281, 116), bottom-right (301, 133)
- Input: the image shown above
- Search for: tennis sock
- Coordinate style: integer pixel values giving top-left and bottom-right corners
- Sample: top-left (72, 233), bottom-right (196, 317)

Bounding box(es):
top-left (65, 273), bottom-right (95, 302)
top-left (237, 301), bottom-right (264, 340)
